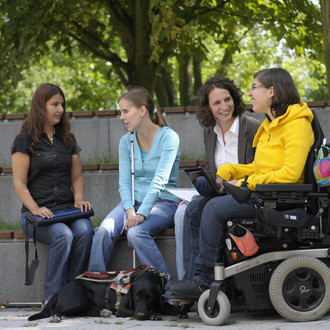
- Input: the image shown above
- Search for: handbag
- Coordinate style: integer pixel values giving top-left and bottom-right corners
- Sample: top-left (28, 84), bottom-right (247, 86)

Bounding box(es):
top-left (24, 207), bottom-right (94, 285)
top-left (313, 140), bottom-right (330, 188)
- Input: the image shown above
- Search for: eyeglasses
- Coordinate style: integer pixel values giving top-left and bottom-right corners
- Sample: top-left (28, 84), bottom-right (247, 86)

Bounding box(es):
top-left (251, 83), bottom-right (265, 90)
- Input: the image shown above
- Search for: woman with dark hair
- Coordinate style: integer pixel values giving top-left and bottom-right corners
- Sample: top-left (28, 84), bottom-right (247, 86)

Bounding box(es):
top-left (168, 68), bottom-right (315, 299)
top-left (11, 84), bottom-right (93, 307)
top-left (174, 77), bottom-right (260, 280)
top-left (88, 87), bottom-right (180, 276)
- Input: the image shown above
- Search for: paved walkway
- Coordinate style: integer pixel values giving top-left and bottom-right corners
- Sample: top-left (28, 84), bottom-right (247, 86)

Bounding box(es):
top-left (1, 306), bottom-right (330, 329)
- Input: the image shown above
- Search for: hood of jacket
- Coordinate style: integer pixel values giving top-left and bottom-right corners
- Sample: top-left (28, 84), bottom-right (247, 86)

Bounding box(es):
top-left (253, 102), bottom-right (313, 147)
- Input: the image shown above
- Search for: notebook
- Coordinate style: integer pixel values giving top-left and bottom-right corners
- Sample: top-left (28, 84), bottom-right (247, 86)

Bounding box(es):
top-left (184, 167), bottom-right (226, 197)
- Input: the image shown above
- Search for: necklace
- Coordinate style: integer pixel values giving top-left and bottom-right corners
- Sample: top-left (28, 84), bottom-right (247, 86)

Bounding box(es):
top-left (49, 128), bottom-right (55, 143)
top-left (43, 128), bottom-right (55, 145)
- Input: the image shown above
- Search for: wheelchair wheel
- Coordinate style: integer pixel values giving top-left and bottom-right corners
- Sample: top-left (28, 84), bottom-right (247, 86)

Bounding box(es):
top-left (269, 255), bottom-right (330, 322)
top-left (197, 289), bottom-right (230, 326)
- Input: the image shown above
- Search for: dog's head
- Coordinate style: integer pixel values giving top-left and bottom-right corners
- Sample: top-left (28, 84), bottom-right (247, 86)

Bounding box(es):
top-left (127, 269), bottom-right (165, 320)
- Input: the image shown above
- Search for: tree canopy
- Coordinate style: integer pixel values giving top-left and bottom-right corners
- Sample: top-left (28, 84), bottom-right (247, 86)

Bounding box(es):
top-left (0, 0), bottom-right (327, 112)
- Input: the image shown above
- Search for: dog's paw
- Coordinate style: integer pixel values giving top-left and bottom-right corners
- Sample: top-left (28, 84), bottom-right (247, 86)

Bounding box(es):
top-left (150, 313), bottom-right (162, 320)
top-left (100, 309), bottom-right (113, 318)
top-left (177, 312), bottom-right (188, 319)
top-left (50, 314), bottom-right (61, 323)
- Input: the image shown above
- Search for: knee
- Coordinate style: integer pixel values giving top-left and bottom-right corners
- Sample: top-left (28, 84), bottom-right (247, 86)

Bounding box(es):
top-left (126, 227), bottom-right (145, 247)
top-left (57, 228), bottom-right (74, 247)
top-left (174, 204), bottom-right (186, 226)
top-left (94, 226), bottom-right (110, 240)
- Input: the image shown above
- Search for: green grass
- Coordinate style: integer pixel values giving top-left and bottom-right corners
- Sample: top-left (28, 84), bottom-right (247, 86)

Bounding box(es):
top-left (180, 153), bottom-right (205, 161)
top-left (82, 153), bottom-right (119, 165)
top-left (91, 218), bottom-right (105, 229)
top-left (0, 220), bottom-right (21, 231)
top-left (81, 153), bottom-right (205, 165)
top-left (0, 163), bottom-right (11, 167)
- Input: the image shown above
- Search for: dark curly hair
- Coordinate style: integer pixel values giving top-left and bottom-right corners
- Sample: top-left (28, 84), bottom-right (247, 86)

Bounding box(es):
top-left (196, 77), bottom-right (246, 128)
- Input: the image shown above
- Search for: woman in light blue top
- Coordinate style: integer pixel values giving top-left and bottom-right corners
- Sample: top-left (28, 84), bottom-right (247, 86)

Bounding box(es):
top-left (88, 87), bottom-right (180, 276)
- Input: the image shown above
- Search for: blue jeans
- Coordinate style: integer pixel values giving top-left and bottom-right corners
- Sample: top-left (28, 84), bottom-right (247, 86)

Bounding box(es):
top-left (174, 177), bottom-right (215, 280)
top-left (174, 196), bottom-right (204, 280)
top-left (173, 201), bottom-right (187, 280)
top-left (192, 194), bottom-right (258, 287)
top-left (21, 212), bottom-right (93, 301)
top-left (88, 200), bottom-right (178, 276)
top-left (182, 195), bottom-right (204, 280)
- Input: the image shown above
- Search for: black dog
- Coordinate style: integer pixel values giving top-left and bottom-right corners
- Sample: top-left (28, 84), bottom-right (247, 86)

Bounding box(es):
top-left (28, 266), bottom-right (180, 322)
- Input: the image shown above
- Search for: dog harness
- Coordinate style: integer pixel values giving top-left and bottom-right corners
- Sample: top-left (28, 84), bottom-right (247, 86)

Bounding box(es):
top-left (75, 265), bottom-right (169, 311)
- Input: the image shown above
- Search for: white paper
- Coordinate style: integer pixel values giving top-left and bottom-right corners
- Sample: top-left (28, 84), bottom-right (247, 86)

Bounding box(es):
top-left (166, 187), bottom-right (199, 202)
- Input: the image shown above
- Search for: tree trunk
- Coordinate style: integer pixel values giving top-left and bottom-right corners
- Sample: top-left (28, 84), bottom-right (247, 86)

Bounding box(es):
top-left (320, 0), bottom-right (330, 99)
top-left (155, 67), bottom-right (177, 107)
top-left (178, 53), bottom-right (193, 106)
top-left (193, 58), bottom-right (202, 104)
top-left (215, 49), bottom-right (233, 78)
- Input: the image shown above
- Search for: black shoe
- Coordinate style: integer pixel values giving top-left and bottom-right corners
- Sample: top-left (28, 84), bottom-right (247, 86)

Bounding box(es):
top-left (169, 279), bottom-right (208, 299)
top-left (165, 280), bottom-right (175, 291)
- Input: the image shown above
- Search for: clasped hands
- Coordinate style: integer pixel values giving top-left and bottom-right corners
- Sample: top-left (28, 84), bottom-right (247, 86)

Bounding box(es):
top-left (125, 209), bottom-right (145, 231)
top-left (216, 176), bottom-right (238, 192)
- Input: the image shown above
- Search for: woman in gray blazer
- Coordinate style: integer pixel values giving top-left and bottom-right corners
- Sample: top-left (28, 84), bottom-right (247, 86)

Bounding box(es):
top-left (174, 77), bottom-right (260, 280)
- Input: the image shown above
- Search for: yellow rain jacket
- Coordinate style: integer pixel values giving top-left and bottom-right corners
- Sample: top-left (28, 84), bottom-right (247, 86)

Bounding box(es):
top-left (217, 103), bottom-right (315, 191)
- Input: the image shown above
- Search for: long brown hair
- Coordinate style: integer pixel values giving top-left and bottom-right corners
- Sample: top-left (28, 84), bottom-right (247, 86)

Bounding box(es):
top-left (254, 68), bottom-right (300, 118)
top-left (118, 87), bottom-right (167, 127)
top-left (21, 84), bottom-right (73, 150)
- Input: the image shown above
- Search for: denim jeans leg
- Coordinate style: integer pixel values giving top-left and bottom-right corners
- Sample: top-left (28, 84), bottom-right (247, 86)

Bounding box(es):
top-left (174, 201), bottom-right (187, 280)
top-left (88, 203), bottom-right (126, 272)
top-left (127, 200), bottom-right (177, 276)
top-left (182, 196), bottom-right (204, 280)
top-left (66, 218), bottom-right (94, 282)
top-left (21, 212), bottom-right (78, 301)
top-left (193, 194), bottom-right (257, 287)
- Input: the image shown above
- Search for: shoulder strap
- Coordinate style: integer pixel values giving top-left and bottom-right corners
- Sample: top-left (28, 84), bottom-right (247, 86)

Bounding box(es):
top-left (25, 220), bottom-right (39, 285)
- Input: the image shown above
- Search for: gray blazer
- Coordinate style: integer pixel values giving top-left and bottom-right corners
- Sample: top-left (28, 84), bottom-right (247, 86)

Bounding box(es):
top-left (203, 113), bottom-right (261, 182)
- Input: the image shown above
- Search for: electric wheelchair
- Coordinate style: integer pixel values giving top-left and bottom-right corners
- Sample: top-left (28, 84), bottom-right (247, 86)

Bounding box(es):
top-left (194, 111), bottom-right (330, 326)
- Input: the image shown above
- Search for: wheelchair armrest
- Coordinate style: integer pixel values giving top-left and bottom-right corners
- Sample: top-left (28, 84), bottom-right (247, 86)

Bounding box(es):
top-left (255, 184), bottom-right (313, 192)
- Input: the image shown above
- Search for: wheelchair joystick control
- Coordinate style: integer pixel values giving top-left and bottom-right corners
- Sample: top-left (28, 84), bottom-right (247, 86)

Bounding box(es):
top-left (240, 175), bottom-right (249, 188)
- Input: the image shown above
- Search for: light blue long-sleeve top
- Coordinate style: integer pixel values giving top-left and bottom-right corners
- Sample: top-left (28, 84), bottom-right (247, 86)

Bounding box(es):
top-left (119, 126), bottom-right (180, 218)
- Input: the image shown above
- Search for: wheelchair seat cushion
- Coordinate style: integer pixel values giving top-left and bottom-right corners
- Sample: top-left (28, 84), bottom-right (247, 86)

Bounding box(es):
top-left (256, 207), bottom-right (310, 238)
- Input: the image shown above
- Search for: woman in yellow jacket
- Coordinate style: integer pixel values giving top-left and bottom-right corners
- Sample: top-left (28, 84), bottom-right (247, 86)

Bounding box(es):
top-left (168, 68), bottom-right (315, 299)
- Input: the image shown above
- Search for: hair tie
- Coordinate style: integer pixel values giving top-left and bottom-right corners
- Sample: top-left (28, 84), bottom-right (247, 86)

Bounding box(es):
top-left (153, 108), bottom-right (158, 114)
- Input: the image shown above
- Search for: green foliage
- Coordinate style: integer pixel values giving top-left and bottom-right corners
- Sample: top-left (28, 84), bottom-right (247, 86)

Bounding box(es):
top-left (0, 42), bottom-right (122, 114)
top-left (0, 0), bottom-right (327, 112)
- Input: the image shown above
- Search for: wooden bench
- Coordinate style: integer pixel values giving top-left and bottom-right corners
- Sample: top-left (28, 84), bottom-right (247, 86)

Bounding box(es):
top-left (0, 230), bottom-right (27, 239)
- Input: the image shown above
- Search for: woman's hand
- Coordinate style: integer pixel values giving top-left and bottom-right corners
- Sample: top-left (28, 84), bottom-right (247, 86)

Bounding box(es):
top-left (216, 175), bottom-right (226, 192)
top-left (32, 206), bottom-right (54, 219)
top-left (125, 213), bottom-right (145, 231)
top-left (74, 200), bottom-right (92, 212)
top-left (227, 179), bottom-right (238, 186)
top-left (216, 176), bottom-right (239, 192)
